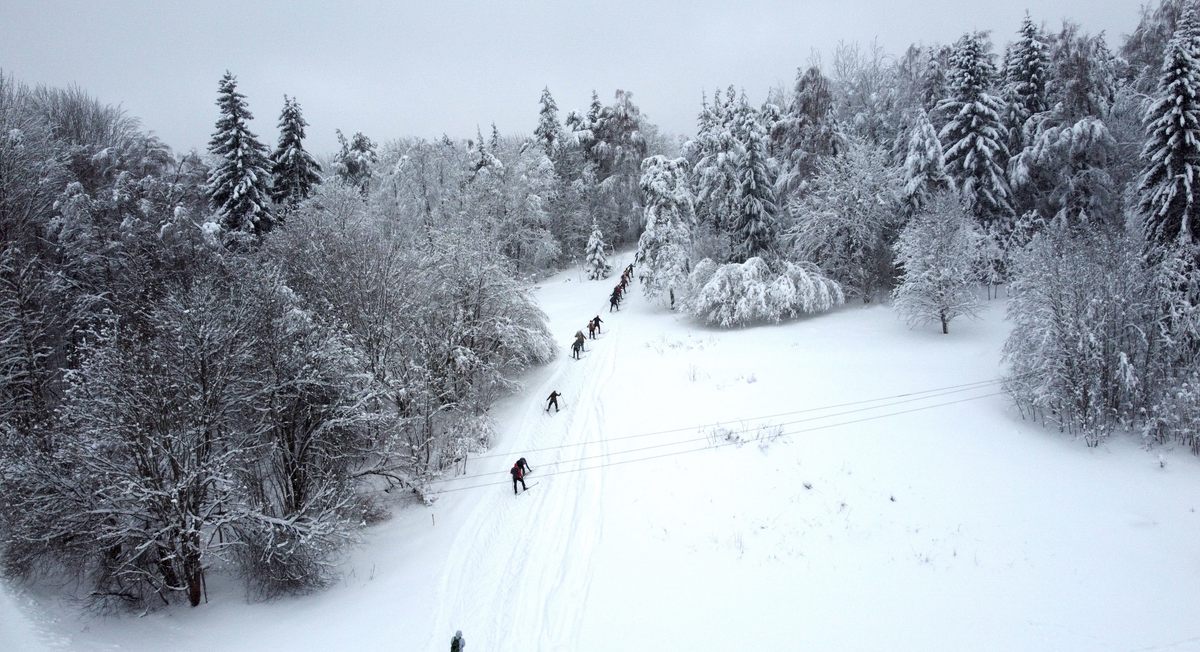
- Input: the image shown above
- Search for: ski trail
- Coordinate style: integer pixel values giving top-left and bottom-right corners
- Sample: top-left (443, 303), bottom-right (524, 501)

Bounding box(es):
top-left (427, 278), bottom-right (625, 651)
top-left (528, 313), bottom-right (617, 651)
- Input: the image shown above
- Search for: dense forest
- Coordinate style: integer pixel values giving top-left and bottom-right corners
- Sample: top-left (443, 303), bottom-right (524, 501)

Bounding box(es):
top-left (1, 0), bottom-right (1198, 610)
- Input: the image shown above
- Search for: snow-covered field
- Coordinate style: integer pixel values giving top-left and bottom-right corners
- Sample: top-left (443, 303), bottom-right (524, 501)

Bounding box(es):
top-left (4, 252), bottom-right (1200, 651)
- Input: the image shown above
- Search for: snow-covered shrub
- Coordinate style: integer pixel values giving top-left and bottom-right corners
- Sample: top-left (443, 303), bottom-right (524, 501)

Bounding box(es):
top-left (1145, 369), bottom-right (1200, 454)
top-left (683, 256), bottom-right (843, 327)
top-left (1003, 221), bottom-right (1149, 442)
top-left (892, 192), bottom-right (982, 334)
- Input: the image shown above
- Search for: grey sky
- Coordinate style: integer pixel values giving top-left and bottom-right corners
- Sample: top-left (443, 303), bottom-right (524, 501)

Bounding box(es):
top-left (0, 0), bottom-right (1141, 156)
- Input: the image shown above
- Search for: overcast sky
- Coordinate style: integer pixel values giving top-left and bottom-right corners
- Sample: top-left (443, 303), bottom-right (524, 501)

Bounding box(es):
top-left (0, 0), bottom-right (1141, 155)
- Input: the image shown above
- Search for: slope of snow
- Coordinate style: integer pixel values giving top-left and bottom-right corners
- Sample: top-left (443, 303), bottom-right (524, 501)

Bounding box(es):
top-left (4, 253), bottom-right (1200, 651)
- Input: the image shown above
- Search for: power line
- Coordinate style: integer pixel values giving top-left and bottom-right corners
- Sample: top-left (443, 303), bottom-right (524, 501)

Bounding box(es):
top-left (440, 373), bottom-right (1026, 468)
top-left (433, 384), bottom-right (1009, 484)
top-left (427, 390), bottom-right (1006, 495)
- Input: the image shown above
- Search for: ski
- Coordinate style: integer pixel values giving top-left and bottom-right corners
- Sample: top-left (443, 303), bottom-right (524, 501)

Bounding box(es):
top-left (517, 482), bottom-right (538, 494)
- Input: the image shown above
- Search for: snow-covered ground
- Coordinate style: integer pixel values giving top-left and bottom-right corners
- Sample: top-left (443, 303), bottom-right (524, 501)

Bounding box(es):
top-left (4, 252), bottom-right (1200, 651)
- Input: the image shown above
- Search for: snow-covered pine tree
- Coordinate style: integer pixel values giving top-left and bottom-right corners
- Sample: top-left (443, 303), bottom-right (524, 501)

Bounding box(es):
top-left (938, 32), bottom-right (1012, 223)
top-left (902, 108), bottom-right (951, 213)
top-left (584, 222), bottom-right (611, 280)
top-left (1049, 23), bottom-right (1118, 122)
top-left (206, 71), bottom-right (273, 236)
top-left (773, 66), bottom-right (837, 198)
top-left (535, 87), bottom-right (562, 160)
top-left (334, 129), bottom-right (377, 195)
top-left (691, 89), bottom-right (742, 241)
top-left (1138, 6), bottom-right (1200, 246)
top-left (729, 108), bottom-right (778, 262)
top-left (1003, 13), bottom-right (1050, 152)
top-left (920, 46), bottom-right (953, 117)
top-left (1010, 116), bottom-right (1118, 226)
top-left (636, 156), bottom-right (695, 309)
top-left (270, 95), bottom-right (322, 208)
top-left (892, 191), bottom-right (982, 334)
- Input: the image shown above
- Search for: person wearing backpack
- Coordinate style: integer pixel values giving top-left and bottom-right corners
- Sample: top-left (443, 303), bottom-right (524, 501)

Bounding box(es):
top-left (511, 460), bottom-right (528, 494)
top-left (450, 631), bottom-right (465, 652)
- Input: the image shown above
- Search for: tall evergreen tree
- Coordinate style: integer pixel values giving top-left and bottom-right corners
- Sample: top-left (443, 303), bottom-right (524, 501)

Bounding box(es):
top-left (938, 32), bottom-right (1012, 222)
top-left (1049, 23), bottom-right (1118, 122)
top-left (206, 71), bottom-right (273, 236)
top-left (270, 95), bottom-right (322, 207)
top-left (730, 111), bottom-right (777, 262)
top-left (773, 66), bottom-right (837, 196)
top-left (535, 87), bottom-right (562, 160)
top-left (1003, 13), bottom-right (1050, 151)
top-left (902, 108), bottom-right (951, 213)
top-left (1138, 6), bottom-right (1200, 246)
top-left (636, 156), bottom-right (695, 309)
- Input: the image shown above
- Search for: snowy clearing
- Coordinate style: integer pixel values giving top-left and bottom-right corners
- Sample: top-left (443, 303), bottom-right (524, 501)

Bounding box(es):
top-left (4, 252), bottom-right (1200, 652)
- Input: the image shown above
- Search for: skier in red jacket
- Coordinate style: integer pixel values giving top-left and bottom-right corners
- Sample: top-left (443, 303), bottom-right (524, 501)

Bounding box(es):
top-left (511, 459), bottom-right (529, 494)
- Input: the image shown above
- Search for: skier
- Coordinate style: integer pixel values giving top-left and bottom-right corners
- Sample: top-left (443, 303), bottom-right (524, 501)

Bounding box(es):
top-left (546, 390), bottom-right (562, 412)
top-left (573, 330), bottom-right (586, 358)
top-left (587, 320), bottom-right (597, 339)
top-left (592, 315), bottom-right (603, 334)
top-left (516, 457), bottom-right (533, 474)
top-left (451, 631), bottom-right (466, 652)
top-left (511, 460), bottom-right (528, 494)
top-left (609, 295), bottom-right (619, 312)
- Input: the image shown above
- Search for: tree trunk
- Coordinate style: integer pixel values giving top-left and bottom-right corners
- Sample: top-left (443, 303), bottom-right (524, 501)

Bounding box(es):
top-left (940, 311), bottom-right (949, 335)
top-left (184, 532), bottom-right (204, 607)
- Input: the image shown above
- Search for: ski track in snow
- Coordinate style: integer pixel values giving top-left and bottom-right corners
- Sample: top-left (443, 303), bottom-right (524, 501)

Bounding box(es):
top-left (429, 266), bottom-right (624, 652)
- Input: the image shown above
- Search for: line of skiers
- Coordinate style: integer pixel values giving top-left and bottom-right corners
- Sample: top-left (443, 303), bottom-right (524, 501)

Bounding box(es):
top-left (511, 263), bottom-right (635, 497)
top-left (609, 265), bottom-right (633, 311)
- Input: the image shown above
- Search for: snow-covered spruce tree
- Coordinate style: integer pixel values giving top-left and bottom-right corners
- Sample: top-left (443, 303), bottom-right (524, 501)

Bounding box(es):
top-left (1002, 13), bottom-right (1050, 152)
top-left (729, 108), bottom-right (778, 262)
top-left (689, 89), bottom-right (742, 243)
top-left (787, 138), bottom-right (903, 301)
top-left (1009, 116), bottom-right (1118, 226)
top-left (1138, 7), bottom-right (1200, 247)
top-left (892, 192), bottom-right (982, 334)
top-left (901, 108), bottom-right (951, 214)
top-left (590, 90), bottom-right (649, 241)
top-left (270, 95), bottom-right (322, 208)
top-left (938, 33), bottom-right (1012, 223)
top-left (585, 222), bottom-right (611, 279)
top-left (334, 129), bottom-right (377, 195)
top-left (773, 66), bottom-right (837, 198)
top-left (535, 86), bottom-right (562, 160)
top-left (1048, 23), bottom-right (1118, 123)
top-left (206, 71), bottom-right (273, 236)
top-left (636, 156), bottom-right (695, 309)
